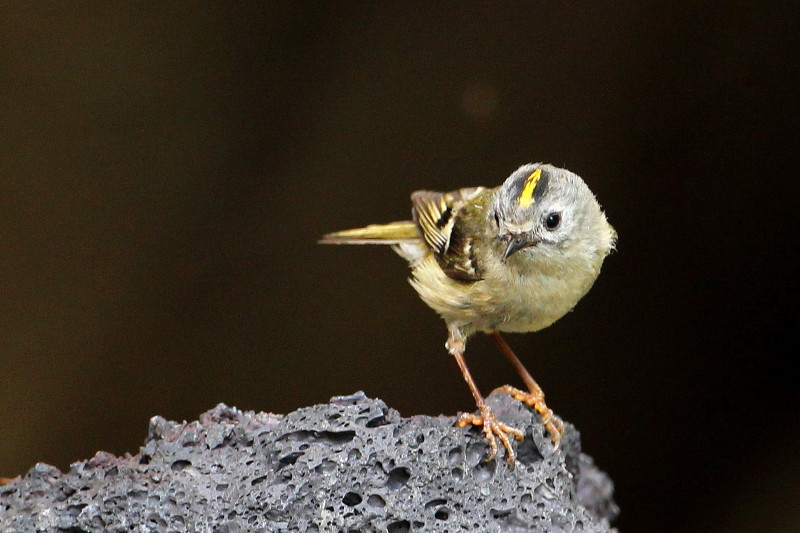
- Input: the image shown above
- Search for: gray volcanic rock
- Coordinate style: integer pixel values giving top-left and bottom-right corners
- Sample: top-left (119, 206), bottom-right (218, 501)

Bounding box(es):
top-left (0, 392), bottom-right (618, 532)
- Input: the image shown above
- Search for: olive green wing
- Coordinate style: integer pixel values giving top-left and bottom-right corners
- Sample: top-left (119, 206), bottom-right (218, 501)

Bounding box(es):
top-left (411, 187), bottom-right (486, 282)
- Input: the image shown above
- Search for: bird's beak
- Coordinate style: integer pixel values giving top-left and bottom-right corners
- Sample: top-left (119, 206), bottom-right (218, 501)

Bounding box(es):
top-left (502, 234), bottom-right (540, 261)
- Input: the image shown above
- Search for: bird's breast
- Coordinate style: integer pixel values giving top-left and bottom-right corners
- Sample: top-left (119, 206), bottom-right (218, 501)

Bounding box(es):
top-left (409, 252), bottom-right (600, 335)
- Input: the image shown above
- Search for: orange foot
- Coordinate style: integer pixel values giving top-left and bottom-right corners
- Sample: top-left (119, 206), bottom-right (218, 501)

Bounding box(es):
top-left (456, 403), bottom-right (525, 464)
top-left (492, 384), bottom-right (564, 450)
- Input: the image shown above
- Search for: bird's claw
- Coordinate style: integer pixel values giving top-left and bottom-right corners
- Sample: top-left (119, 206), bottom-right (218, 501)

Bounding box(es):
top-left (492, 385), bottom-right (564, 450)
top-left (456, 404), bottom-right (524, 465)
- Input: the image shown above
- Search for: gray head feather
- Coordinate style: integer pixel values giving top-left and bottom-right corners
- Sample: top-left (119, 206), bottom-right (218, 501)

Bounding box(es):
top-left (492, 163), bottom-right (612, 256)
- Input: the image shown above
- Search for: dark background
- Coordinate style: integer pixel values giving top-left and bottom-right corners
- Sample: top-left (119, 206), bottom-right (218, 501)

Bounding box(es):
top-left (1, 3), bottom-right (798, 532)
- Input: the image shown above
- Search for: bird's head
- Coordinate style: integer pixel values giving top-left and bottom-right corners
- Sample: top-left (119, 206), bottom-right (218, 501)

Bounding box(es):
top-left (492, 163), bottom-right (616, 262)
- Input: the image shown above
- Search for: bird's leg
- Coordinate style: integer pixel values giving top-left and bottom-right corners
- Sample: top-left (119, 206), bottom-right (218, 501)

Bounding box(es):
top-left (490, 331), bottom-right (564, 449)
top-left (447, 328), bottom-right (524, 464)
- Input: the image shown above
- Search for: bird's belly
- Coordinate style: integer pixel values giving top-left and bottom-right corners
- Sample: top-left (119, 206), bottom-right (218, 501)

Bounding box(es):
top-left (409, 252), bottom-right (600, 336)
top-left (478, 275), bottom-right (579, 333)
top-left (411, 261), bottom-right (591, 336)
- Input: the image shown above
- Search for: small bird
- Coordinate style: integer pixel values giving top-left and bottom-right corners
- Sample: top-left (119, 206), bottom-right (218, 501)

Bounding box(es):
top-left (320, 163), bottom-right (616, 463)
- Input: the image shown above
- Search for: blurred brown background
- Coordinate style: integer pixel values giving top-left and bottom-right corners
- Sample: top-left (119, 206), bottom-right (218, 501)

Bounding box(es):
top-left (1, 3), bottom-right (798, 532)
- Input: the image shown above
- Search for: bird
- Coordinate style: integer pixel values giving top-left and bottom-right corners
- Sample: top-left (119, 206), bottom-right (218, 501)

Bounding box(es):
top-left (320, 163), bottom-right (616, 463)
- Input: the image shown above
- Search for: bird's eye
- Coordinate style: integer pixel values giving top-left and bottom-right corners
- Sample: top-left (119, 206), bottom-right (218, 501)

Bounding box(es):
top-left (494, 211), bottom-right (501, 227)
top-left (544, 212), bottom-right (561, 230)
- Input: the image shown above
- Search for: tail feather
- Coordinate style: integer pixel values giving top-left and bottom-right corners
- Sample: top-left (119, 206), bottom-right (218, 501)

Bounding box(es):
top-left (319, 221), bottom-right (420, 245)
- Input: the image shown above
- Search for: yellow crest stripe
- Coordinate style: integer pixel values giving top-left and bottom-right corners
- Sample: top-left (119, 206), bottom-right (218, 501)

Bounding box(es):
top-left (518, 168), bottom-right (542, 208)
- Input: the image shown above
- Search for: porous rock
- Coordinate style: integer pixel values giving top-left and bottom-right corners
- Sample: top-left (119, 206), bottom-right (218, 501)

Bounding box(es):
top-left (0, 392), bottom-right (618, 532)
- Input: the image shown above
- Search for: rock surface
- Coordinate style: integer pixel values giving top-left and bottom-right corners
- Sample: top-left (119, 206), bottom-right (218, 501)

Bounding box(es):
top-left (0, 392), bottom-right (618, 532)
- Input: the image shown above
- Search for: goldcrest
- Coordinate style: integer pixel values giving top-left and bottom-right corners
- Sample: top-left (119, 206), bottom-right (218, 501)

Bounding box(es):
top-left (321, 163), bottom-right (616, 463)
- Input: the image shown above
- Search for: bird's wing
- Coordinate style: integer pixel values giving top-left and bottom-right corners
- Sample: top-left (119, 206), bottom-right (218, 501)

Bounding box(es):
top-left (411, 187), bottom-right (485, 282)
